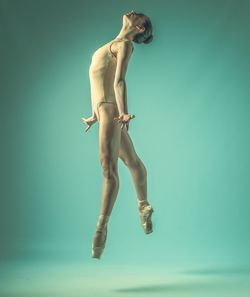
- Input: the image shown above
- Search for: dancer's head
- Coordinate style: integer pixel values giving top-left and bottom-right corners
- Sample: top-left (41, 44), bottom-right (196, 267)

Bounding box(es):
top-left (122, 10), bottom-right (153, 44)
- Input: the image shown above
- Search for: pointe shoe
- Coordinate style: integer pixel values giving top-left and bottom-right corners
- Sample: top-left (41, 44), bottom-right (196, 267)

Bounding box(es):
top-left (138, 200), bottom-right (154, 234)
top-left (92, 214), bottom-right (110, 259)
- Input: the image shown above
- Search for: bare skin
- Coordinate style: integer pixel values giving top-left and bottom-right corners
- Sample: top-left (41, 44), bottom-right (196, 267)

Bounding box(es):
top-left (82, 11), bottom-right (153, 254)
top-left (96, 102), bottom-right (148, 217)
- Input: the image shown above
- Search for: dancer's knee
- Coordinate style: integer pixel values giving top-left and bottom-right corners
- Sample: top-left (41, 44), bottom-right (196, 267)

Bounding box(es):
top-left (123, 156), bottom-right (142, 170)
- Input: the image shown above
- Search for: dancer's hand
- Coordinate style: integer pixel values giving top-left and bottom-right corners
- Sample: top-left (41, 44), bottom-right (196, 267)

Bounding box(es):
top-left (81, 114), bottom-right (97, 132)
top-left (113, 113), bottom-right (135, 131)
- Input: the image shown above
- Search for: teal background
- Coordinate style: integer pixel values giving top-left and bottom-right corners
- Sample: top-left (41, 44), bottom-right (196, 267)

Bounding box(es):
top-left (1, 0), bottom-right (250, 296)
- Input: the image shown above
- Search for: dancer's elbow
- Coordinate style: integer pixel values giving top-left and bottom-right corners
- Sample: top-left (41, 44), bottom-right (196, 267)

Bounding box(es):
top-left (114, 79), bottom-right (126, 89)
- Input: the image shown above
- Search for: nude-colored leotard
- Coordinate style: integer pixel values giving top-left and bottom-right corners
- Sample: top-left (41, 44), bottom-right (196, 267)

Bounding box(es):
top-left (89, 37), bottom-right (134, 121)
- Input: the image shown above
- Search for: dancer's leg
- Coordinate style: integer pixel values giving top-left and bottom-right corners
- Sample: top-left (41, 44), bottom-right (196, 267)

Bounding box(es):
top-left (118, 128), bottom-right (154, 234)
top-left (98, 103), bottom-right (121, 217)
top-left (92, 103), bottom-right (121, 258)
top-left (118, 128), bottom-right (148, 206)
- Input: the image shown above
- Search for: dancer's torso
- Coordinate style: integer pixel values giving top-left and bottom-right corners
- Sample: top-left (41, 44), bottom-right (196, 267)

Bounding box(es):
top-left (89, 38), bottom-right (133, 105)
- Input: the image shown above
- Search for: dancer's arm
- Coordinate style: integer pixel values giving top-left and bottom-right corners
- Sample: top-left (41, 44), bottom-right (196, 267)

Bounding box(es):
top-left (81, 97), bottom-right (97, 133)
top-left (91, 96), bottom-right (97, 120)
top-left (113, 41), bottom-right (133, 116)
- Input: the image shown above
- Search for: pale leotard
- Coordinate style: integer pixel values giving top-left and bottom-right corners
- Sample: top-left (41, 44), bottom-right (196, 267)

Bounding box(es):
top-left (89, 37), bottom-right (134, 121)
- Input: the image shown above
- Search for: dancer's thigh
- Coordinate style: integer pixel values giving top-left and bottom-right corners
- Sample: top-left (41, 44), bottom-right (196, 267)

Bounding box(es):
top-left (98, 103), bottom-right (121, 162)
top-left (119, 128), bottom-right (140, 167)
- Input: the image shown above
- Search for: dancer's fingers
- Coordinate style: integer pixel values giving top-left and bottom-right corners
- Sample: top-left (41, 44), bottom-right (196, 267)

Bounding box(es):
top-left (85, 125), bottom-right (90, 132)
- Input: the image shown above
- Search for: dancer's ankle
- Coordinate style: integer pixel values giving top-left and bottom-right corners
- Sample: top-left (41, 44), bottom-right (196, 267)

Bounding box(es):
top-left (137, 199), bottom-right (149, 210)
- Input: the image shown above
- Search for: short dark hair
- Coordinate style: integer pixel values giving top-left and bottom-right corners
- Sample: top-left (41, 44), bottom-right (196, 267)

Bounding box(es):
top-left (133, 14), bottom-right (153, 44)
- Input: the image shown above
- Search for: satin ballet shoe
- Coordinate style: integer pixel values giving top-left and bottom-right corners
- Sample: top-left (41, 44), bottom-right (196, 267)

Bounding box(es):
top-left (92, 214), bottom-right (110, 259)
top-left (138, 200), bottom-right (154, 234)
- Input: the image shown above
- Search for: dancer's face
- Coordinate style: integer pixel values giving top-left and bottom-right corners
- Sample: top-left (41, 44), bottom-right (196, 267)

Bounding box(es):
top-left (122, 10), bottom-right (148, 34)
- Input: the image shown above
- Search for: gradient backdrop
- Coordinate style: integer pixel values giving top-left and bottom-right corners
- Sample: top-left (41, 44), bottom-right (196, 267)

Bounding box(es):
top-left (1, 0), bottom-right (250, 296)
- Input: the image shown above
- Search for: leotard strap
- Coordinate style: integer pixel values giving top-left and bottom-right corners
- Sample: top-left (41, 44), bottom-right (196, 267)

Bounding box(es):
top-left (109, 38), bottom-right (134, 58)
